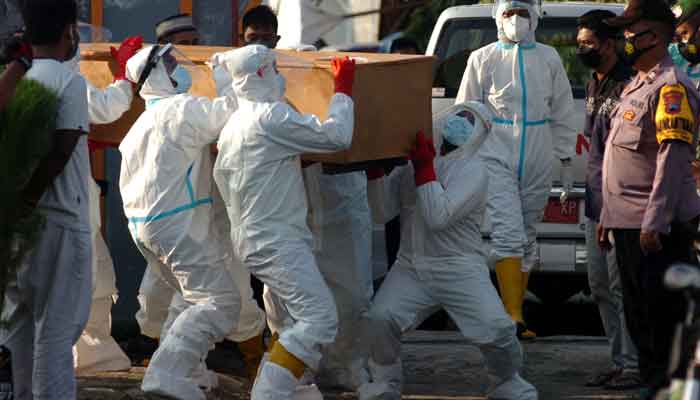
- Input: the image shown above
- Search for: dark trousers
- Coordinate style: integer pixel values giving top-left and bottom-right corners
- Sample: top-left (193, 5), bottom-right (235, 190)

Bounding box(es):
top-left (613, 220), bottom-right (697, 392)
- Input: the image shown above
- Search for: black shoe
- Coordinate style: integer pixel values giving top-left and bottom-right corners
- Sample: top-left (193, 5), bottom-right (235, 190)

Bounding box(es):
top-left (205, 339), bottom-right (246, 376)
top-left (516, 322), bottom-right (537, 341)
top-left (0, 346), bottom-right (13, 399)
top-left (123, 334), bottom-right (159, 367)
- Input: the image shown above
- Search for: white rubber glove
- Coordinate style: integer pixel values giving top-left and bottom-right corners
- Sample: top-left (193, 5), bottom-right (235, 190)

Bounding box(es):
top-left (560, 158), bottom-right (574, 204)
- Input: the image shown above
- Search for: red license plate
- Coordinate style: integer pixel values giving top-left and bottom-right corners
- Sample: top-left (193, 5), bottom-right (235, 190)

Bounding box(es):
top-left (542, 198), bottom-right (579, 224)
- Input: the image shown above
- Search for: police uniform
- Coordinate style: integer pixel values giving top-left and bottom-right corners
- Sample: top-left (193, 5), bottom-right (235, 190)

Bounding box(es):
top-left (602, 4), bottom-right (700, 389)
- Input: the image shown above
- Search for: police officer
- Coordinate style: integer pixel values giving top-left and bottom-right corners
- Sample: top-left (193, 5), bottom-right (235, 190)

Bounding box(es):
top-left (576, 10), bottom-right (641, 390)
top-left (601, 0), bottom-right (700, 397)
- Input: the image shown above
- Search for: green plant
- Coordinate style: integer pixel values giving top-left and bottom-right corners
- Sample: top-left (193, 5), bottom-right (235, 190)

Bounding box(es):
top-left (403, 0), bottom-right (476, 52)
top-left (0, 69), bottom-right (58, 325)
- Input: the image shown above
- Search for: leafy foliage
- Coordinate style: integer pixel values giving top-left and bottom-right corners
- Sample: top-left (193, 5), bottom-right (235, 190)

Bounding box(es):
top-left (0, 70), bottom-right (58, 325)
top-left (403, 0), bottom-right (476, 52)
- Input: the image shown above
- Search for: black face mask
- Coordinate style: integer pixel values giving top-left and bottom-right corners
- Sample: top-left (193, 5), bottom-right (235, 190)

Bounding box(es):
top-left (679, 32), bottom-right (700, 64)
top-left (617, 30), bottom-right (656, 66)
top-left (576, 46), bottom-right (603, 69)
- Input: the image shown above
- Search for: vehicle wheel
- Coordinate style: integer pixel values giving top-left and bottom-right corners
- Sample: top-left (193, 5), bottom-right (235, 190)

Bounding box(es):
top-left (527, 273), bottom-right (589, 304)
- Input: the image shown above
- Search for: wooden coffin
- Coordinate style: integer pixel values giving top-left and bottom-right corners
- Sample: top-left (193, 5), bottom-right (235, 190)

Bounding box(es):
top-left (80, 43), bottom-right (434, 163)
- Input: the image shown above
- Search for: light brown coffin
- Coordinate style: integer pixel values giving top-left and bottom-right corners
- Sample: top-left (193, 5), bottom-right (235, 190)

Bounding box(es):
top-left (80, 43), bottom-right (434, 164)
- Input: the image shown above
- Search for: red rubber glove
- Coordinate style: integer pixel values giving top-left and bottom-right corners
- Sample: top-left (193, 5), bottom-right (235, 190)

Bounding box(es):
top-left (0, 36), bottom-right (32, 71)
top-left (331, 56), bottom-right (355, 97)
top-left (366, 167), bottom-right (385, 180)
top-left (409, 130), bottom-right (436, 186)
top-left (110, 35), bottom-right (143, 82)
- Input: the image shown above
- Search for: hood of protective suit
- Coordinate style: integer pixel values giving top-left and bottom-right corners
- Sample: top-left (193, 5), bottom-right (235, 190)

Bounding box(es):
top-left (495, 1), bottom-right (539, 44)
top-left (434, 101), bottom-right (493, 161)
top-left (221, 45), bottom-right (284, 103)
top-left (126, 45), bottom-right (178, 102)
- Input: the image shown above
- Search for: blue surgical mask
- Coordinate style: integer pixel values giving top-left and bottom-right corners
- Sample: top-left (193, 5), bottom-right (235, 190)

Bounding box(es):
top-left (669, 43), bottom-right (688, 68)
top-left (442, 114), bottom-right (474, 147)
top-left (171, 65), bottom-right (193, 94)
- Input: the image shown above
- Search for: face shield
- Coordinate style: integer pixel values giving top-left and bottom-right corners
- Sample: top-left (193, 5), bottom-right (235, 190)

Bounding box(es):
top-left (126, 44), bottom-right (207, 103)
top-left (433, 101), bottom-right (493, 160)
top-left (137, 44), bottom-right (206, 94)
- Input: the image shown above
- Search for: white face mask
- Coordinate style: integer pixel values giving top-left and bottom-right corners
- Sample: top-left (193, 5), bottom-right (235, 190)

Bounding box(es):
top-left (503, 15), bottom-right (531, 43)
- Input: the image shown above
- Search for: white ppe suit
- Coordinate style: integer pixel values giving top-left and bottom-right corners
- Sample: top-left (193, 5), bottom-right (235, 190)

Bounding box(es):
top-left (119, 46), bottom-right (240, 400)
top-left (134, 52), bottom-right (266, 345)
top-left (212, 45), bottom-right (354, 399)
top-left (456, 1), bottom-right (577, 272)
top-left (73, 76), bottom-right (133, 374)
top-left (360, 107), bottom-right (537, 400)
top-left (301, 167), bottom-right (373, 390)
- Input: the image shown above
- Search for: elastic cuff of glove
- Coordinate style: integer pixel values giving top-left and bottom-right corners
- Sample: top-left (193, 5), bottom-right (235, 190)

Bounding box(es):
top-left (414, 167), bottom-right (437, 187)
top-left (335, 88), bottom-right (352, 97)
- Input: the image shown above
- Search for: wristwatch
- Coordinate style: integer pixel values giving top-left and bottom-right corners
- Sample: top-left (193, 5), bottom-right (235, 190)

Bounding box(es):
top-left (12, 56), bottom-right (31, 72)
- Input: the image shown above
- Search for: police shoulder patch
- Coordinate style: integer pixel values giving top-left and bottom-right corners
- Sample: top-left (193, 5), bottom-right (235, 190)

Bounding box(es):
top-left (656, 84), bottom-right (695, 145)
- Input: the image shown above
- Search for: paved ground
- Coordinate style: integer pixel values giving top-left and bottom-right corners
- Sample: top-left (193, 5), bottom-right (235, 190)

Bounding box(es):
top-left (77, 331), bottom-right (638, 400)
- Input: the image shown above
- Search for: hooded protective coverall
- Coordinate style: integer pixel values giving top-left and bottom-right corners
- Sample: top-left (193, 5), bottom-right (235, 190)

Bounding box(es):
top-left (119, 46), bottom-right (240, 400)
top-left (359, 105), bottom-right (537, 400)
top-left (213, 45), bottom-right (354, 399)
top-left (456, 0), bottom-right (577, 336)
top-left (133, 52), bottom-right (267, 375)
top-left (73, 77), bottom-right (133, 374)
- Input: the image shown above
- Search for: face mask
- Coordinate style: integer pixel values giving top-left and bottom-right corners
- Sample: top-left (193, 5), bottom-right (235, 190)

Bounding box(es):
top-left (503, 15), bottom-right (530, 43)
top-left (576, 46), bottom-right (603, 69)
top-left (669, 42), bottom-right (688, 67)
top-left (442, 115), bottom-right (474, 147)
top-left (617, 30), bottom-right (656, 66)
top-left (171, 65), bottom-right (192, 94)
top-left (679, 34), bottom-right (700, 64)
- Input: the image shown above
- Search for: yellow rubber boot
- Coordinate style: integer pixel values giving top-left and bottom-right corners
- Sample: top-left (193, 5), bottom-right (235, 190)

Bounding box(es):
top-left (495, 257), bottom-right (524, 323)
top-left (269, 341), bottom-right (306, 379)
top-left (495, 257), bottom-right (535, 340)
top-left (239, 335), bottom-right (265, 382)
top-left (520, 271), bottom-right (536, 340)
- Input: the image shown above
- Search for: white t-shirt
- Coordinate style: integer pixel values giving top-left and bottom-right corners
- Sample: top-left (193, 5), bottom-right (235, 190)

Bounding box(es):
top-left (26, 59), bottom-right (90, 232)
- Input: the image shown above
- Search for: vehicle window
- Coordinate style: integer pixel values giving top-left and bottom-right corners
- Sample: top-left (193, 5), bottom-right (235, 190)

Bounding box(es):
top-left (433, 17), bottom-right (589, 99)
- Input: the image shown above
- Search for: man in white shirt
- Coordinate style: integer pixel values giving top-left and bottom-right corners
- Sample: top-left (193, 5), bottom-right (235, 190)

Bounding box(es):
top-left (0, 0), bottom-right (92, 399)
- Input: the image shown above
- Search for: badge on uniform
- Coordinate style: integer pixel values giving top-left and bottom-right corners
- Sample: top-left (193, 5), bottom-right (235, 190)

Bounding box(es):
top-left (623, 110), bottom-right (636, 121)
top-left (656, 84), bottom-right (695, 145)
top-left (663, 90), bottom-right (683, 114)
